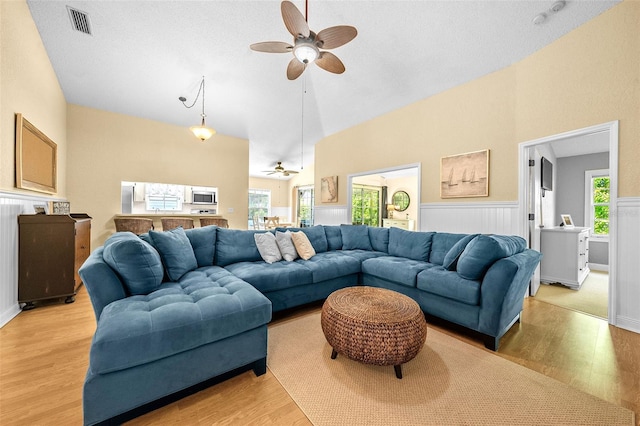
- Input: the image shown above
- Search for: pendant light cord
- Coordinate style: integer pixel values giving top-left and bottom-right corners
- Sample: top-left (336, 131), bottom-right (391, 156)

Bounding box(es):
top-left (301, 74), bottom-right (306, 170)
top-left (181, 76), bottom-right (206, 117)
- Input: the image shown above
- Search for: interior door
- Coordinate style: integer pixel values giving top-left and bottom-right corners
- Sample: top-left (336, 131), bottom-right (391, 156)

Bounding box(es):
top-left (529, 147), bottom-right (542, 296)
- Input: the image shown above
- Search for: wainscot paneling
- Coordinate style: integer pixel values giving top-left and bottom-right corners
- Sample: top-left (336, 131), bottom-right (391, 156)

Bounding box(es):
top-left (614, 197), bottom-right (640, 333)
top-left (420, 201), bottom-right (521, 235)
top-left (0, 191), bottom-right (63, 327)
top-left (314, 205), bottom-right (348, 226)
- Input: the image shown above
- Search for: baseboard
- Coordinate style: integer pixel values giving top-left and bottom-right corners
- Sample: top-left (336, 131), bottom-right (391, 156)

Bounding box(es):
top-left (0, 304), bottom-right (21, 329)
top-left (615, 315), bottom-right (640, 334)
top-left (589, 263), bottom-right (609, 272)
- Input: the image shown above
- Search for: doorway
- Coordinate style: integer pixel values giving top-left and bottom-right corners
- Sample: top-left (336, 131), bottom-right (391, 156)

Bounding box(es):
top-left (518, 121), bottom-right (618, 324)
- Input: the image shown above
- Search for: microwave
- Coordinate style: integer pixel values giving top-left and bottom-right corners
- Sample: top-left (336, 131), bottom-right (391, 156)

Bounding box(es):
top-left (192, 191), bottom-right (216, 205)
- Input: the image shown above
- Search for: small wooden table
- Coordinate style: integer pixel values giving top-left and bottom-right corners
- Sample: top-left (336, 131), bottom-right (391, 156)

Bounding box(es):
top-left (321, 287), bottom-right (427, 379)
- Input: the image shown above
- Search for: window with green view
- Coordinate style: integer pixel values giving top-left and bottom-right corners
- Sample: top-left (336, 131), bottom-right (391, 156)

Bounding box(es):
top-left (248, 189), bottom-right (270, 228)
top-left (352, 185), bottom-right (381, 226)
top-left (585, 170), bottom-right (609, 239)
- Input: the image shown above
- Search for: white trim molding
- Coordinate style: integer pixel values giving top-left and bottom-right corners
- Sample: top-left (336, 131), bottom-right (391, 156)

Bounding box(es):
top-left (421, 201), bottom-right (520, 235)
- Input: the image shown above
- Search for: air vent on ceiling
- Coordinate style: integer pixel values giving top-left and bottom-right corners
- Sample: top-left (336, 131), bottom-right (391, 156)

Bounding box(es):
top-left (67, 6), bottom-right (92, 35)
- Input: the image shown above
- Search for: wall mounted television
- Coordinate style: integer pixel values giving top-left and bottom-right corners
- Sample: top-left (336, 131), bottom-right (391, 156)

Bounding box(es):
top-left (541, 156), bottom-right (553, 191)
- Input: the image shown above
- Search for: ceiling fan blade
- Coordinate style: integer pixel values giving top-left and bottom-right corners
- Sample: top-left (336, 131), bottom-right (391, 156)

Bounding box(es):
top-left (284, 170), bottom-right (299, 174)
top-left (316, 52), bottom-right (345, 74)
top-left (316, 26), bottom-right (357, 49)
top-left (250, 41), bottom-right (293, 53)
top-left (281, 1), bottom-right (309, 39)
top-left (287, 58), bottom-right (306, 80)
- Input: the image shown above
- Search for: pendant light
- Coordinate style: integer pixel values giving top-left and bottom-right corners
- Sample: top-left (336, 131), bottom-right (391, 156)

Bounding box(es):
top-left (179, 76), bottom-right (216, 141)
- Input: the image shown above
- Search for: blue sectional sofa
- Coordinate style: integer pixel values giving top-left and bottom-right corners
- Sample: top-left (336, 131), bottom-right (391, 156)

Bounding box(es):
top-left (79, 224), bottom-right (541, 425)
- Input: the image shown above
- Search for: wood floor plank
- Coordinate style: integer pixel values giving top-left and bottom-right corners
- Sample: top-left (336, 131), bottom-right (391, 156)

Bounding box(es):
top-left (0, 288), bottom-right (638, 425)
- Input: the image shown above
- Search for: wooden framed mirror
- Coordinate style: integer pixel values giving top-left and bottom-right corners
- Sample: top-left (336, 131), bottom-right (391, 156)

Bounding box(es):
top-left (392, 190), bottom-right (410, 212)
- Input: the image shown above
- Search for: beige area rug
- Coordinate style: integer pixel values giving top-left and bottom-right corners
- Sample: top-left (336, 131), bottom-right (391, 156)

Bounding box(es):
top-left (535, 271), bottom-right (608, 318)
top-left (267, 312), bottom-right (634, 426)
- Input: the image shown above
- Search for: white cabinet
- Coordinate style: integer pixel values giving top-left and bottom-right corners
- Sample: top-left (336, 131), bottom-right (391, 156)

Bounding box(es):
top-left (540, 227), bottom-right (590, 289)
top-left (382, 218), bottom-right (415, 231)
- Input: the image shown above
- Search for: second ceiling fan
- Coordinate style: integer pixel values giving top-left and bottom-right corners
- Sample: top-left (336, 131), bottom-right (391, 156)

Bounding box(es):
top-left (250, 0), bottom-right (357, 80)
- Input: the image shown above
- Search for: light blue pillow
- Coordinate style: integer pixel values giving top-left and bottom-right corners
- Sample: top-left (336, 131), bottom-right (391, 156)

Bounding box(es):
top-left (340, 225), bottom-right (373, 250)
top-left (323, 226), bottom-right (343, 251)
top-left (388, 227), bottom-right (435, 261)
top-left (184, 226), bottom-right (217, 267)
top-left (457, 235), bottom-right (527, 280)
top-left (149, 227), bottom-right (198, 281)
top-left (443, 234), bottom-right (479, 271)
top-left (215, 228), bottom-right (263, 266)
top-left (368, 227), bottom-right (389, 253)
top-left (103, 232), bottom-right (164, 295)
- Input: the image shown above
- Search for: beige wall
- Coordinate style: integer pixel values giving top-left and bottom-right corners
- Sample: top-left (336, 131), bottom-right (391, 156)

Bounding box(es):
top-left (315, 1), bottom-right (640, 204)
top-left (249, 176), bottom-right (290, 208)
top-left (66, 104), bottom-right (249, 248)
top-left (1, 0), bottom-right (67, 196)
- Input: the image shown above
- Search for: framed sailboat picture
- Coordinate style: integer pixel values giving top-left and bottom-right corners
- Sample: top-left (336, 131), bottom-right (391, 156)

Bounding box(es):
top-left (440, 149), bottom-right (489, 198)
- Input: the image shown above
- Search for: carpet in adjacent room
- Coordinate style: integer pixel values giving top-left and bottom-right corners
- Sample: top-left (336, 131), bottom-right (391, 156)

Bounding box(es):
top-left (535, 271), bottom-right (608, 318)
top-left (267, 311), bottom-right (633, 426)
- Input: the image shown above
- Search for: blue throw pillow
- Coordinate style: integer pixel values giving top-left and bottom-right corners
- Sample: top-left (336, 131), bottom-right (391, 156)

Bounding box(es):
top-left (340, 225), bottom-right (373, 250)
top-left (103, 232), bottom-right (164, 295)
top-left (388, 227), bottom-right (434, 261)
top-left (442, 234), bottom-right (479, 271)
top-left (323, 226), bottom-right (343, 251)
top-left (368, 227), bottom-right (389, 253)
top-left (184, 226), bottom-right (217, 267)
top-left (149, 227), bottom-right (198, 281)
top-left (215, 228), bottom-right (263, 266)
top-left (456, 235), bottom-right (527, 280)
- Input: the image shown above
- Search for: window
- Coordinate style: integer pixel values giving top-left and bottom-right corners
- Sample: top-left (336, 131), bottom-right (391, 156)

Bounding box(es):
top-left (248, 189), bottom-right (271, 228)
top-left (145, 183), bottom-right (184, 212)
top-left (585, 169), bottom-right (609, 240)
top-left (297, 186), bottom-right (314, 227)
top-left (352, 185), bottom-right (381, 226)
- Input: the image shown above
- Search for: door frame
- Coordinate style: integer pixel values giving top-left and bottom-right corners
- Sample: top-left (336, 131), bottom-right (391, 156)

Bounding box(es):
top-left (517, 121), bottom-right (618, 324)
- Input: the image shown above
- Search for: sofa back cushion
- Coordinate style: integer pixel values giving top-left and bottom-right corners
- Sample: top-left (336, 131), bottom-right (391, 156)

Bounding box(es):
top-left (323, 225), bottom-right (343, 251)
top-left (456, 235), bottom-right (527, 280)
top-left (215, 228), bottom-right (263, 266)
top-left (429, 233), bottom-right (468, 265)
top-left (277, 225), bottom-right (328, 253)
top-left (340, 225), bottom-right (373, 250)
top-left (442, 234), bottom-right (479, 271)
top-left (368, 227), bottom-right (389, 253)
top-left (148, 227), bottom-right (198, 281)
top-left (184, 226), bottom-right (216, 267)
top-left (103, 232), bottom-right (164, 295)
top-left (388, 227), bottom-right (434, 261)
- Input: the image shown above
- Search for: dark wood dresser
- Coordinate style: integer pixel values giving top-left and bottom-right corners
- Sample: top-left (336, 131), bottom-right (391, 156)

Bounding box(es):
top-left (18, 213), bottom-right (92, 310)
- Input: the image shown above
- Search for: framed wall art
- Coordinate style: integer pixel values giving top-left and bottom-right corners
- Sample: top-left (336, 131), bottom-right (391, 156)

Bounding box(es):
top-left (321, 176), bottom-right (338, 203)
top-left (440, 149), bottom-right (489, 198)
top-left (15, 113), bottom-right (58, 194)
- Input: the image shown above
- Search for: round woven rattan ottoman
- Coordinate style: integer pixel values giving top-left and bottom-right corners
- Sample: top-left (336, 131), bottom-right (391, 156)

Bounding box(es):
top-left (321, 286), bottom-right (427, 379)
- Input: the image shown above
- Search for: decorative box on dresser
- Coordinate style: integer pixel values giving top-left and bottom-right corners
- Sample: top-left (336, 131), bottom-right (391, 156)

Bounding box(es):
top-left (18, 213), bottom-right (92, 310)
top-left (382, 218), bottom-right (415, 231)
top-left (540, 226), bottom-right (590, 290)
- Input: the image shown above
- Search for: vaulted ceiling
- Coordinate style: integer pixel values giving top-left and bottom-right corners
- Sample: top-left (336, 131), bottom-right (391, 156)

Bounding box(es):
top-left (27, 0), bottom-right (619, 177)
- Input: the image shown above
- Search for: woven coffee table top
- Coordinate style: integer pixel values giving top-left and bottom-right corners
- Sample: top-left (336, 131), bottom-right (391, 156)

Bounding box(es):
top-left (325, 286), bottom-right (422, 324)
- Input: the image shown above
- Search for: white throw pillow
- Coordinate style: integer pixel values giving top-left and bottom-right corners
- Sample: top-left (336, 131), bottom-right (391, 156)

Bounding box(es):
top-left (254, 232), bottom-right (283, 264)
top-left (275, 231), bottom-right (299, 262)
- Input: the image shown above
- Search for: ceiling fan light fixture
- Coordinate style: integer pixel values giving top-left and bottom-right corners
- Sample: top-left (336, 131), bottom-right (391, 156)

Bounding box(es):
top-left (293, 42), bottom-right (319, 64)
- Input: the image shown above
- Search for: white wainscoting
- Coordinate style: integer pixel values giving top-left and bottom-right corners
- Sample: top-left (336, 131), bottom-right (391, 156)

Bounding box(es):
top-left (0, 192), bottom-right (61, 328)
top-left (420, 201), bottom-right (521, 235)
top-left (314, 205), bottom-right (349, 226)
top-left (613, 197), bottom-right (640, 333)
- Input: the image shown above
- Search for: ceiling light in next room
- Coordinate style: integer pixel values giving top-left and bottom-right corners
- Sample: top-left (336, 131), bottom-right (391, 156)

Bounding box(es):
top-left (532, 0), bottom-right (566, 25)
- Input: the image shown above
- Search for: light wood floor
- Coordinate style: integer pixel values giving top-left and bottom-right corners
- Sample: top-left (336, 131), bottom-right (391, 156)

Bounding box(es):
top-left (1, 287), bottom-right (638, 425)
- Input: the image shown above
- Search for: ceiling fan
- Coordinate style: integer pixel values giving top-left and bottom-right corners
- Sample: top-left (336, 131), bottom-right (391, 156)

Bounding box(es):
top-left (250, 0), bottom-right (357, 80)
top-left (263, 162), bottom-right (300, 176)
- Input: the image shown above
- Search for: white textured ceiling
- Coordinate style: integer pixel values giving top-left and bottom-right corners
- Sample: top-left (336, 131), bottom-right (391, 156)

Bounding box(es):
top-left (26, 0), bottom-right (620, 177)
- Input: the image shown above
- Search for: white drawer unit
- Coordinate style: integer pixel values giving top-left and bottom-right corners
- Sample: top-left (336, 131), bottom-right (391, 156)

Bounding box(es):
top-left (540, 227), bottom-right (590, 289)
top-left (382, 218), bottom-right (415, 231)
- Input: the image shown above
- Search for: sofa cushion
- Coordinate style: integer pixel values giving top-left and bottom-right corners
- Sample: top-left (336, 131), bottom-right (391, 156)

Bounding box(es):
top-left (295, 252), bottom-right (361, 283)
top-left (224, 261), bottom-right (314, 293)
top-left (340, 249), bottom-right (389, 263)
top-left (215, 228), bottom-right (263, 266)
top-left (291, 231), bottom-right (316, 260)
top-left (149, 227), bottom-right (198, 281)
top-left (275, 231), bottom-right (298, 262)
top-left (254, 232), bottom-right (283, 264)
top-left (368, 227), bottom-right (389, 253)
top-left (89, 266), bottom-right (271, 375)
top-left (417, 266), bottom-right (481, 306)
top-left (388, 227), bottom-right (434, 261)
top-left (362, 256), bottom-right (434, 288)
top-left (443, 234), bottom-right (479, 271)
top-left (456, 235), bottom-right (527, 280)
top-left (103, 232), bottom-right (164, 296)
top-left (429, 233), bottom-right (468, 265)
top-left (323, 225), bottom-right (343, 251)
top-left (278, 226), bottom-right (328, 253)
top-left (184, 226), bottom-right (217, 267)
top-left (340, 225), bottom-right (373, 250)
